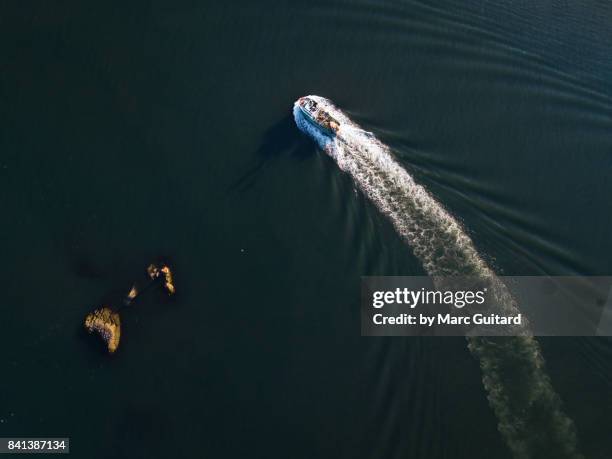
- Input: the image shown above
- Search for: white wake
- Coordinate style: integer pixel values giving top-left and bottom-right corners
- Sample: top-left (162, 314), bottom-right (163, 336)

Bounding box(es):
top-left (294, 96), bottom-right (582, 459)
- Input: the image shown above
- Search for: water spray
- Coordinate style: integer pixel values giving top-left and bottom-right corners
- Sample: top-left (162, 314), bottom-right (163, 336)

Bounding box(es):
top-left (294, 96), bottom-right (582, 458)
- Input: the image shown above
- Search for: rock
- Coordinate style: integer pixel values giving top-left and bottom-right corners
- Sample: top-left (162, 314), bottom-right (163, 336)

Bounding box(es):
top-left (147, 262), bottom-right (175, 295)
top-left (84, 307), bottom-right (121, 354)
top-left (160, 265), bottom-right (175, 295)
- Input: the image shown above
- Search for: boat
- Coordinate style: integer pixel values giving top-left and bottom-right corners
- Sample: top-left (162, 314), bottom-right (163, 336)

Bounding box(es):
top-left (297, 97), bottom-right (340, 136)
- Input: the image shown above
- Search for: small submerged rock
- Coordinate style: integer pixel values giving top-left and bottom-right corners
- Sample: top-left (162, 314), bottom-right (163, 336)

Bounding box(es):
top-left (126, 285), bottom-right (139, 302)
top-left (84, 307), bottom-right (121, 354)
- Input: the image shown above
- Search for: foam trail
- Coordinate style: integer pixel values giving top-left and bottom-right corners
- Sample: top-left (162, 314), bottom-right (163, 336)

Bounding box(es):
top-left (294, 96), bottom-right (582, 459)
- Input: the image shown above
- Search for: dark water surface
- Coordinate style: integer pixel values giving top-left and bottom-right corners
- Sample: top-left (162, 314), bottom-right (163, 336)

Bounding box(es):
top-left (1, 1), bottom-right (611, 458)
